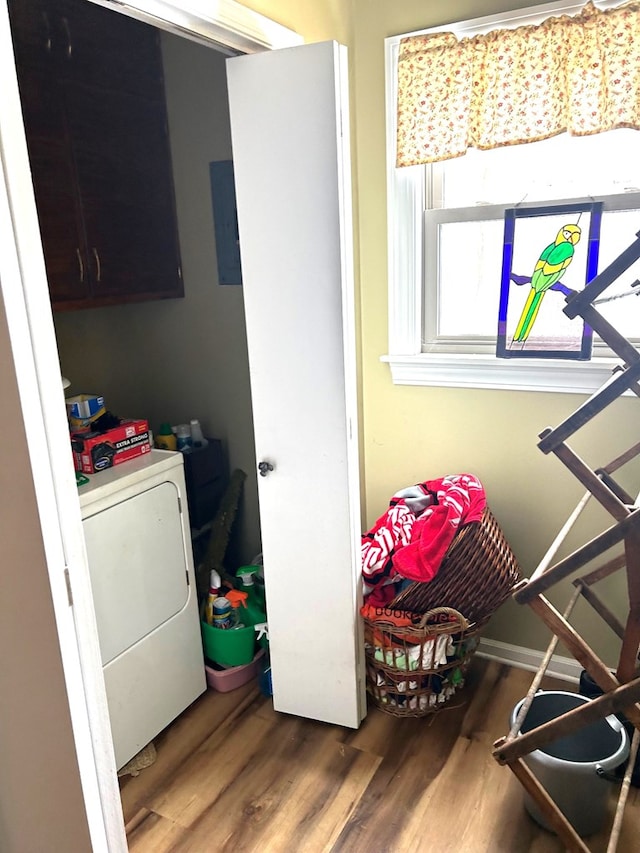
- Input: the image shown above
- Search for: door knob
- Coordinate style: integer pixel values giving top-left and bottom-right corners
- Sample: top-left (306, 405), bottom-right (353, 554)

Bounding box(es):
top-left (258, 461), bottom-right (274, 477)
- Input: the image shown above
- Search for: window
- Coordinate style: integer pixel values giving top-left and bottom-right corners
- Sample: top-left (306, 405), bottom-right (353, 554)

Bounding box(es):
top-left (384, 1), bottom-right (640, 393)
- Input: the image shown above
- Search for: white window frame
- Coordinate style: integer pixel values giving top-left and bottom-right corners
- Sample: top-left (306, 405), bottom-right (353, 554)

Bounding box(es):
top-left (383, 0), bottom-right (634, 394)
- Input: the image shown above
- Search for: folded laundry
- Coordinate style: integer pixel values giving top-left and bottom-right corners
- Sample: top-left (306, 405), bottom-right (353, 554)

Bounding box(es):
top-left (362, 473), bottom-right (486, 599)
top-left (372, 633), bottom-right (454, 671)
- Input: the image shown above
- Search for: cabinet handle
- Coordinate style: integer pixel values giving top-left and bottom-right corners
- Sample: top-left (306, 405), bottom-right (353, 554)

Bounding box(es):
top-left (76, 248), bottom-right (84, 283)
top-left (61, 17), bottom-right (72, 59)
top-left (92, 248), bottom-right (101, 282)
top-left (42, 12), bottom-right (52, 53)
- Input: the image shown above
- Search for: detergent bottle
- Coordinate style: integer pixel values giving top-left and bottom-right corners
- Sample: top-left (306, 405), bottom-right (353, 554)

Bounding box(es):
top-left (155, 422), bottom-right (177, 451)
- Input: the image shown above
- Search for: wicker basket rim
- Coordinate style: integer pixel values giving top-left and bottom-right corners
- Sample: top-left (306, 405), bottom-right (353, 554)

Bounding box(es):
top-left (363, 605), bottom-right (469, 634)
top-left (388, 505), bottom-right (521, 623)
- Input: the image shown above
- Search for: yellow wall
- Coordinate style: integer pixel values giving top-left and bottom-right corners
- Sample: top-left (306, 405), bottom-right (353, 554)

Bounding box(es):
top-left (240, 0), bottom-right (353, 44)
top-left (351, 0), bottom-right (640, 662)
top-left (160, 0), bottom-right (638, 662)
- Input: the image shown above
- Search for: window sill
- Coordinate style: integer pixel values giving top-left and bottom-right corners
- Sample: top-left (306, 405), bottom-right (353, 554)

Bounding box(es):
top-left (381, 352), bottom-right (623, 395)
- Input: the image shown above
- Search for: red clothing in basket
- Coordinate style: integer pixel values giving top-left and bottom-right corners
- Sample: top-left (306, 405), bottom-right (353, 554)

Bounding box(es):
top-left (361, 473), bottom-right (486, 601)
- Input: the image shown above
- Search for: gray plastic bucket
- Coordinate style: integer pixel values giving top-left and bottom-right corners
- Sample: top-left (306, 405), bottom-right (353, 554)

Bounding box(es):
top-left (510, 690), bottom-right (629, 837)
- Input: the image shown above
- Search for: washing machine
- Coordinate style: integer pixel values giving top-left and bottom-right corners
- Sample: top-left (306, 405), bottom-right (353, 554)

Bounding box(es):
top-left (78, 449), bottom-right (206, 769)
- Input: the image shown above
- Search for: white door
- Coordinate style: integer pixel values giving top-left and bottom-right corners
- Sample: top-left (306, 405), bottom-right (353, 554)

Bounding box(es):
top-left (227, 41), bottom-right (365, 728)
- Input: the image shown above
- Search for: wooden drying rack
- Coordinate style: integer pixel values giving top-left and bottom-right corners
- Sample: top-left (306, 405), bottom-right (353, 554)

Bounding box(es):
top-left (492, 230), bottom-right (640, 852)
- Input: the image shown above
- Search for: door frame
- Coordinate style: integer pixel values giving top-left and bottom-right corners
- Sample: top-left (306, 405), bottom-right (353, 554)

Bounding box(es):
top-left (0, 2), bottom-right (301, 849)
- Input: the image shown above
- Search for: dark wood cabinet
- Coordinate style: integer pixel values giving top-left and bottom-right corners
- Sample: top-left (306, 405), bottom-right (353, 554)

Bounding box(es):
top-left (8, 0), bottom-right (183, 310)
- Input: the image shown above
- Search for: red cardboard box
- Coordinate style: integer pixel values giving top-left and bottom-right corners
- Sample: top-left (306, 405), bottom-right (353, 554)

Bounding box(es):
top-left (71, 419), bottom-right (151, 474)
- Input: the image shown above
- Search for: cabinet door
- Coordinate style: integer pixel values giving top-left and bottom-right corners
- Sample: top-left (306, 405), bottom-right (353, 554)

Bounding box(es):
top-left (64, 81), bottom-right (183, 302)
top-left (8, 0), bottom-right (163, 97)
top-left (8, 0), bottom-right (183, 309)
top-left (17, 68), bottom-right (88, 303)
top-left (52, 0), bottom-right (165, 98)
top-left (7, 0), bottom-right (58, 73)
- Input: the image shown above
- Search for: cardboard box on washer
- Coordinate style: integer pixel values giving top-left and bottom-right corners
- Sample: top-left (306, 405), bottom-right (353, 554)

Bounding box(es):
top-left (71, 418), bottom-right (151, 474)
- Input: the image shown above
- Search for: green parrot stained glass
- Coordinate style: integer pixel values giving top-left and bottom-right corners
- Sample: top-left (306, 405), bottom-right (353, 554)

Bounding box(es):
top-left (512, 223), bottom-right (582, 343)
top-left (496, 201), bottom-right (601, 361)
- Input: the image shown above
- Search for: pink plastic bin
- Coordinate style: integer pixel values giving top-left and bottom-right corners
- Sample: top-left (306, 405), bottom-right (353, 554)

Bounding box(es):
top-left (204, 648), bottom-right (265, 693)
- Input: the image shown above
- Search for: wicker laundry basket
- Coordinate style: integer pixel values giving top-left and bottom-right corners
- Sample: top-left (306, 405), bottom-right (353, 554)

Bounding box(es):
top-left (390, 506), bottom-right (521, 627)
top-left (363, 606), bottom-right (479, 717)
top-left (363, 506), bottom-right (521, 717)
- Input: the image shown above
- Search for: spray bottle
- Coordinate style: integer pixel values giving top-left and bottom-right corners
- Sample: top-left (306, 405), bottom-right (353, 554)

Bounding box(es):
top-left (255, 623), bottom-right (272, 697)
top-left (204, 569), bottom-right (221, 625)
top-left (225, 589), bottom-right (249, 627)
top-left (236, 565), bottom-right (266, 621)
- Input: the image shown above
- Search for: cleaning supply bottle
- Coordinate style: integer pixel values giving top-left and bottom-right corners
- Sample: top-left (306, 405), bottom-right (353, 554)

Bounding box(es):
top-left (236, 565), bottom-right (257, 592)
top-left (155, 422), bottom-right (177, 451)
top-left (175, 423), bottom-right (193, 452)
top-left (189, 419), bottom-right (207, 448)
top-left (225, 588), bottom-right (249, 626)
top-left (204, 569), bottom-right (221, 625)
top-left (236, 565), bottom-right (266, 616)
top-left (212, 596), bottom-right (235, 629)
top-left (256, 623), bottom-right (272, 697)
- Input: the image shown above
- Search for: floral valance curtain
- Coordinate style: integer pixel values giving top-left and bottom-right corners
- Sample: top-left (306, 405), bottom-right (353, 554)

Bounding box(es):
top-left (396, 1), bottom-right (640, 166)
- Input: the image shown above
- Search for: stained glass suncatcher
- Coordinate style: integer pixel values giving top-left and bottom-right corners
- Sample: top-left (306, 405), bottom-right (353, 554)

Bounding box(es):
top-left (496, 202), bottom-right (602, 359)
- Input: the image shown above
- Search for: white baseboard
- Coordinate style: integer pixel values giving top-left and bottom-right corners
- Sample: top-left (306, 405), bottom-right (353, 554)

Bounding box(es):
top-left (477, 637), bottom-right (584, 683)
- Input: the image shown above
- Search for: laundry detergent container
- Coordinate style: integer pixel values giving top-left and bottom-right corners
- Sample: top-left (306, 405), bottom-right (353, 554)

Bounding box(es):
top-left (510, 690), bottom-right (629, 837)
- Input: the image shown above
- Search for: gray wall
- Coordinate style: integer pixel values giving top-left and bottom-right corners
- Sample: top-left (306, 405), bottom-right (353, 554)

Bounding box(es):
top-left (53, 33), bottom-right (261, 566)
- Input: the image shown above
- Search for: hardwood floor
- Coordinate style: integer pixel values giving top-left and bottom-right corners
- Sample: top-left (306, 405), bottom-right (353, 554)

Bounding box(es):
top-left (120, 658), bottom-right (639, 852)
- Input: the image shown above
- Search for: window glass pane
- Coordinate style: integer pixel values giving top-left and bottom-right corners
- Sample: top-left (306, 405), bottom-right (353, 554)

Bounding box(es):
top-left (437, 220), bottom-right (503, 337)
top-left (595, 209), bottom-right (640, 341)
top-left (438, 130), bottom-right (640, 209)
top-left (436, 209), bottom-right (640, 345)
